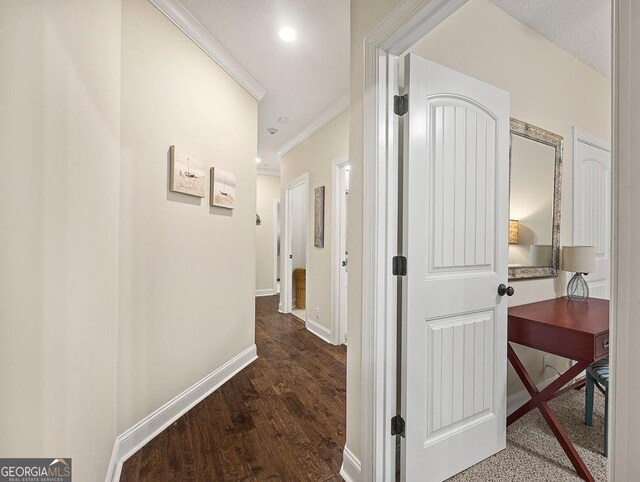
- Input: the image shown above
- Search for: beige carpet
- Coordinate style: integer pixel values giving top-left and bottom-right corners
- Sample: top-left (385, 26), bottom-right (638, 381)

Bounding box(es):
top-left (450, 387), bottom-right (607, 481)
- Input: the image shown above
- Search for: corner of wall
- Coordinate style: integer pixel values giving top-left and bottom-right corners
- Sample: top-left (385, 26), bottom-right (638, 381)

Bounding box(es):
top-left (340, 446), bottom-right (362, 482)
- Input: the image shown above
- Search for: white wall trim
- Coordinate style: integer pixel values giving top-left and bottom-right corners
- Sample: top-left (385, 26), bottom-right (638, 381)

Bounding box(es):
top-left (340, 446), bottom-right (363, 482)
top-left (105, 344), bottom-right (257, 482)
top-left (573, 126), bottom-right (612, 153)
top-left (361, 1), bottom-right (470, 480)
top-left (611, 2), bottom-right (631, 478)
top-left (331, 155), bottom-right (350, 345)
top-left (506, 374), bottom-right (559, 416)
top-left (255, 288), bottom-right (276, 297)
top-left (148, 0), bottom-right (266, 101)
top-left (277, 93), bottom-right (350, 158)
top-left (306, 318), bottom-right (333, 344)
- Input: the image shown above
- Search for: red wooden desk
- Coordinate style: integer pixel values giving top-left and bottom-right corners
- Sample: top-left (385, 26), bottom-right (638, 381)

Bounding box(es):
top-left (507, 297), bottom-right (609, 482)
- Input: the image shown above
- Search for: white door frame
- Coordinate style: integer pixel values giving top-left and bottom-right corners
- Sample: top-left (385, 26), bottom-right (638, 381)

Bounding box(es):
top-left (332, 154), bottom-right (350, 345)
top-left (360, 0), bottom-right (620, 480)
top-left (273, 197), bottom-right (281, 295)
top-left (281, 172), bottom-right (310, 316)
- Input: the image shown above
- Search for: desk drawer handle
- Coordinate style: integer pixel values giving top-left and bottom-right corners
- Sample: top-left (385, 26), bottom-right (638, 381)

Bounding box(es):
top-left (603, 338), bottom-right (609, 349)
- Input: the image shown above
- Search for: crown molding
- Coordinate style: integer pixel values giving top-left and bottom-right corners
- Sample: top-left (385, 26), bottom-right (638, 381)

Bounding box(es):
top-left (277, 92), bottom-right (350, 158)
top-left (257, 168), bottom-right (281, 177)
top-left (149, 0), bottom-right (267, 101)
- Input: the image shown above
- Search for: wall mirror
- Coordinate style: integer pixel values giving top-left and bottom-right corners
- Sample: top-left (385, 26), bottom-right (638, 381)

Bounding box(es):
top-left (508, 118), bottom-right (563, 280)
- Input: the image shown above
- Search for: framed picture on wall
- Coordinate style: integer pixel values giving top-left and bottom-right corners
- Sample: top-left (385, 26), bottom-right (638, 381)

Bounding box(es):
top-left (169, 145), bottom-right (206, 198)
top-left (210, 167), bottom-right (236, 209)
top-left (314, 186), bottom-right (325, 248)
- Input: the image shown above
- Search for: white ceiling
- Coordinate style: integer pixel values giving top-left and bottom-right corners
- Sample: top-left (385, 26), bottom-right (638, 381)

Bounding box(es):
top-left (490, 0), bottom-right (611, 78)
top-left (179, 0), bottom-right (350, 173)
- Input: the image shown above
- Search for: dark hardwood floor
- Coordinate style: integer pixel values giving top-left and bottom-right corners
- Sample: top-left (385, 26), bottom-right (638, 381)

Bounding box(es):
top-left (120, 295), bottom-right (347, 482)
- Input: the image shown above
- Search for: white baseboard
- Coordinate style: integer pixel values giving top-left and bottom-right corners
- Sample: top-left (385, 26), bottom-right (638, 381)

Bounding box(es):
top-left (255, 288), bottom-right (276, 297)
top-left (507, 373), bottom-right (559, 416)
top-left (306, 319), bottom-right (333, 344)
top-left (105, 344), bottom-right (257, 482)
top-left (340, 445), bottom-right (362, 482)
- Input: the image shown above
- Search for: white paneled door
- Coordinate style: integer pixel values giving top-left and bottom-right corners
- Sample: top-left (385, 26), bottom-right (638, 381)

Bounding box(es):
top-left (573, 129), bottom-right (611, 299)
top-left (401, 54), bottom-right (510, 481)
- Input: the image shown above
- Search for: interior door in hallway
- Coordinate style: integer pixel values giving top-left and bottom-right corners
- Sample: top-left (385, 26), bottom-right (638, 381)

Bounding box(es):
top-left (401, 54), bottom-right (510, 481)
top-left (284, 177), bottom-right (308, 313)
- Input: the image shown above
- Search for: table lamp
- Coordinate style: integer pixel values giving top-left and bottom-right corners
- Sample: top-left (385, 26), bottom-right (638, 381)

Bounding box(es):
top-left (562, 246), bottom-right (596, 301)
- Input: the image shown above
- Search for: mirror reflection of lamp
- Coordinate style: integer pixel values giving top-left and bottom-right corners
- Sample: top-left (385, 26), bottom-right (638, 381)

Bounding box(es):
top-left (509, 220), bottom-right (519, 244)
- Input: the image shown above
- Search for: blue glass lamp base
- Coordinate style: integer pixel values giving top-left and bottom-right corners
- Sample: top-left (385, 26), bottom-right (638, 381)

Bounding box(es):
top-left (567, 272), bottom-right (589, 301)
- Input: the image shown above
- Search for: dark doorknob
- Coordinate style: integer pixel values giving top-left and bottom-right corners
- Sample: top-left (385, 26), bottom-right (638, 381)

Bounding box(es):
top-left (498, 284), bottom-right (514, 297)
top-left (289, 254), bottom-right (293, 259)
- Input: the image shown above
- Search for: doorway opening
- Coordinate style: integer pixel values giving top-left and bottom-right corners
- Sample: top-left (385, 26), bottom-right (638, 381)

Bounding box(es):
top-left (332, 157), bottom-right (350, 345)
top-left (283, 174), bottom-right (309, 321)
top-left (274, 199), bottom-right (281, 295)
top-left (360, 0), bottom-right (615, 480)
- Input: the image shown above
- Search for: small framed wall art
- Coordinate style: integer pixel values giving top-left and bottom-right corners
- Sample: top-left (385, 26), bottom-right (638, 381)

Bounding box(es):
top-left (314, 186), bottom-right (325, 248)
top-left (210, 167), bottom-right (236, 209)
top-left (169, 145), bottom-right (205, 198)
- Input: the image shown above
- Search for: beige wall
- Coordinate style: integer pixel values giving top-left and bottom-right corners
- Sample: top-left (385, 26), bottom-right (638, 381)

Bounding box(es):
top-left (280, 111), bottom-right (349, 333)
top-left (348, 0), bottom-right (610, 462)
top-left (1, 0), bottom-right (258, 473)
top-left (256, 174), bottom-right (281, 294)
top-left (0, 1), bottom-right (121, 480)
top-left (118, 0), bottom-right (257, 432)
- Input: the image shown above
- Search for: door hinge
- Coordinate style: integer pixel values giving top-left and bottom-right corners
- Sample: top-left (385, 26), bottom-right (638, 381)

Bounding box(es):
top-left (391, 415), bottom-right (406, 437)
top-left (394, 94), bottom-right (408, 116)
top-left (392, 256), bottom-right (407, 276)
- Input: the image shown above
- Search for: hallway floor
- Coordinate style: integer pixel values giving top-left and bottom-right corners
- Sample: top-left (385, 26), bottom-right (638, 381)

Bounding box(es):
top-left (120, 295), bottom-right (346, 481)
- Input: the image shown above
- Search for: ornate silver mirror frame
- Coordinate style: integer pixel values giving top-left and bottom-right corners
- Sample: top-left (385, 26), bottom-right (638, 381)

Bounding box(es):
top-left (508, 118), bottom-right (563, 280)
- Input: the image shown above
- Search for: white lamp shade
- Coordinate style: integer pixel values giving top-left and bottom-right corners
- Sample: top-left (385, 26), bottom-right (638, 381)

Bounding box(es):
top-left (530, 245), bottom-right (553, 266)
top-left (562, 246), bottom-right (596, 273)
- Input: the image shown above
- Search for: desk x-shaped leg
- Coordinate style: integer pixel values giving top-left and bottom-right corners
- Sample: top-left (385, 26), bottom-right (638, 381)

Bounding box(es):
top-left (507, 343), bottom-right (594, 481)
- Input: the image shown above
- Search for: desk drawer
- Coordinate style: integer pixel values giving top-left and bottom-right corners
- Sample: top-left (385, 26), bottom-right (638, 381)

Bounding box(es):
top-left (595, 333), bottom-right (609, 359)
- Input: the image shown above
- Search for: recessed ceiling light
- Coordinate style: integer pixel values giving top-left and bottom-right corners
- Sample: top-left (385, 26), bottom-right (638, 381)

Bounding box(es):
top-left (255, 158), bottom-right (261, 163)
top-left (267, 127), bottom-right (278, 135)
top-left (278, 116), bottom-right (289, 124)
top-left (279, 27), bottom-right (296, 42)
